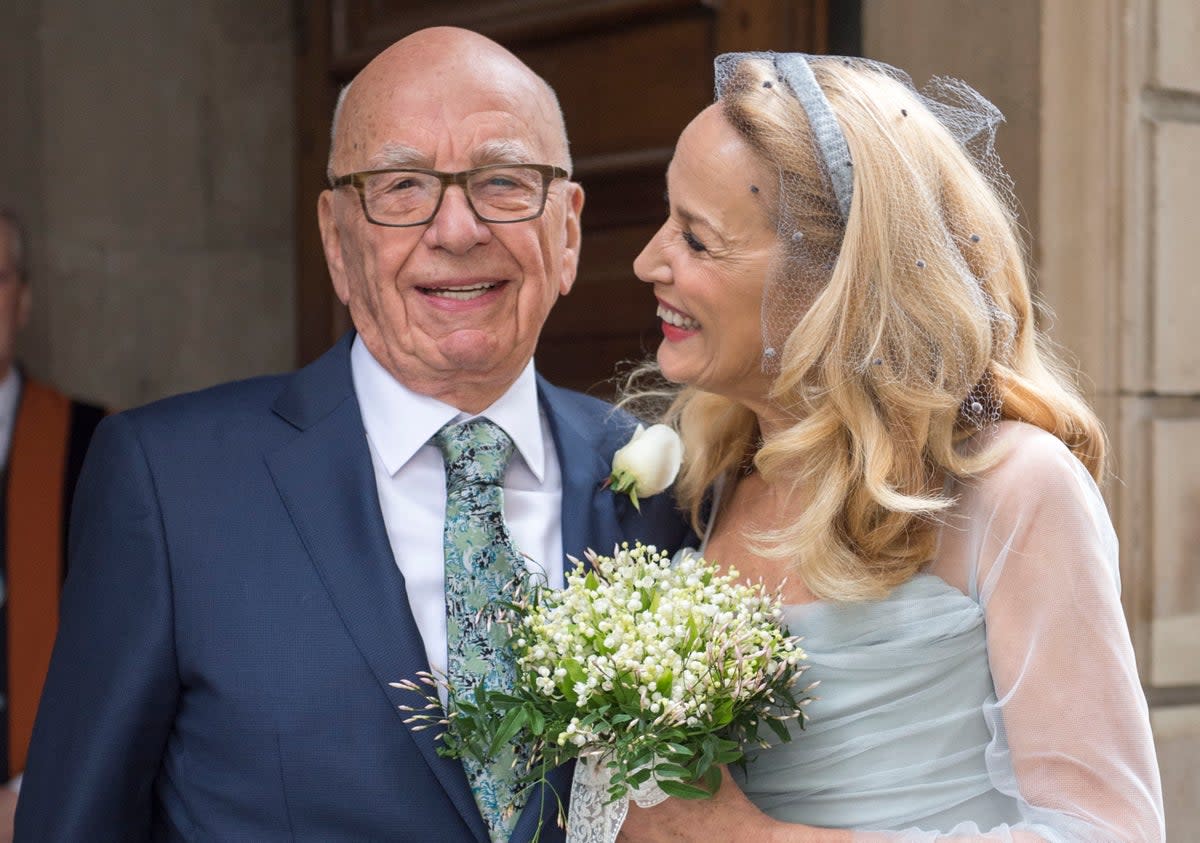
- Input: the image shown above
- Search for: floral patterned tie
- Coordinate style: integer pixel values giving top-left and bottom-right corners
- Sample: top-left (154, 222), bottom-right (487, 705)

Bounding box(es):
top-left (434, 419), bottom-right (527, 841)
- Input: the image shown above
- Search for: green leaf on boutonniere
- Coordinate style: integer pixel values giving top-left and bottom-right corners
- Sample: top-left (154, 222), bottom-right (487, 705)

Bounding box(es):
top-left (607, 468), bottom-right (641, 511)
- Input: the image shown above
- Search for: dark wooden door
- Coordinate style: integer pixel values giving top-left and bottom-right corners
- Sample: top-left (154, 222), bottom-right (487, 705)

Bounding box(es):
top-left (295, 0), bottom-right (830, 395)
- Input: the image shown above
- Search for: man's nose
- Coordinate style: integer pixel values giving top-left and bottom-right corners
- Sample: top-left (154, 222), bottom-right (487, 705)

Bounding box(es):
top-left (422, 185), bottom-right (490, 254)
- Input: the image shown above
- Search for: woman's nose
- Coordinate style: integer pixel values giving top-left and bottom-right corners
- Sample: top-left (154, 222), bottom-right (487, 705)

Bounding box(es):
top-left (633, 225), bottom-right (670, 285)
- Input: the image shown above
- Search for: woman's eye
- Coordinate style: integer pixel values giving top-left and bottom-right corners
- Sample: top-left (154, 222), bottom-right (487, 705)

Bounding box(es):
top-left (682, 231), bottom-right (707, 252)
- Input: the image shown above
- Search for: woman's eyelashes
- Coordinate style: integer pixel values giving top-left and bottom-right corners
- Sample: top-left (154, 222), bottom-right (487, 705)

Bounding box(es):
top-left (682, 230), bottom-right (707, 252)
top-left (661, 190), bottom-right (708, 253)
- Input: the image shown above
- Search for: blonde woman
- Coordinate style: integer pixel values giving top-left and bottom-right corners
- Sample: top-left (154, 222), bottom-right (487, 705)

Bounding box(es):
top-left (616, 53), bottom-right (1164, 842)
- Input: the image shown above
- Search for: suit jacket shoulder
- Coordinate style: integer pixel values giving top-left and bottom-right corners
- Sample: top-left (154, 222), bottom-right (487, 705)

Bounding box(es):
top-left (535, 377), bottom-right (640, 458)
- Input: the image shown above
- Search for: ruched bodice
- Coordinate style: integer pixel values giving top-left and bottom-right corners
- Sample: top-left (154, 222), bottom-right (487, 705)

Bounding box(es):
top-left (732, 574), bottom-right (1022, 831)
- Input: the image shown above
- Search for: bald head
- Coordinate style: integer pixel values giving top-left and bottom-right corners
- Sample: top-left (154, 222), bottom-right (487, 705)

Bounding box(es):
top-left (327, 27), bottom-right (570, 180)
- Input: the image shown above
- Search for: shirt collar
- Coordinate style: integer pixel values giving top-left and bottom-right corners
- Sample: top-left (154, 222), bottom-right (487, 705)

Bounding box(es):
top-left (0, 367), bottom-right (22, 426)
top-left (350, 336), bottom-right (546, 482)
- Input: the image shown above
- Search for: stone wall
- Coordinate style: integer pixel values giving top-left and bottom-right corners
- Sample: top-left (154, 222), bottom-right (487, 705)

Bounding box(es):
top-left (0, 0), bottom-right (295, 410)
top-left (1143, 0), bottom-right (1200, 830)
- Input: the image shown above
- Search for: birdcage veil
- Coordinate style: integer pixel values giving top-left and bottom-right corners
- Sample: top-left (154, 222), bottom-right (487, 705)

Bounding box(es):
top-left (713, 52), bottom-right (1019, 429)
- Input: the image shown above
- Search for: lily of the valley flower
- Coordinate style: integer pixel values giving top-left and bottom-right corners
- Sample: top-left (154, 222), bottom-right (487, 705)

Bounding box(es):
top-left (607, 424), bottom-right (683, 510)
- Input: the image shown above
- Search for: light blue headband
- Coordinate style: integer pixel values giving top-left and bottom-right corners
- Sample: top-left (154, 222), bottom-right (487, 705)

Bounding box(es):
top-left (771, 54), bottom-right (854, 222)
top-left (714, 52), bottom-right (855, 223)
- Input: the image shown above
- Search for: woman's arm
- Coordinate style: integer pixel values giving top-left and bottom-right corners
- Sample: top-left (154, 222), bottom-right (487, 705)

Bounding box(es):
top-left (616, 768), bottom-right (1051, 842)
top-left (955, 429), bottom-right (1164, 841)
top-left (617, 767), bottom-right (850, 843)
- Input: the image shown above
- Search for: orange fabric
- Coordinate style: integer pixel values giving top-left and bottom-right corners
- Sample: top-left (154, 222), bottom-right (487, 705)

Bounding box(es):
top-left (6, 378), bottom-right (69, 775)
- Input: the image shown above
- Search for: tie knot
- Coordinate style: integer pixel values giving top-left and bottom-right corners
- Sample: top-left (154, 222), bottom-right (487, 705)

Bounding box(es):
top-left (433, 418), bottom-right (515, 490)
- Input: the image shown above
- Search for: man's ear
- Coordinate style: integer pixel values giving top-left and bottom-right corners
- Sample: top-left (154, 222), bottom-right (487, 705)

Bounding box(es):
top-left (557, 182), bottom-right (585, 296)
top-left (16, 282), bottom-right (31, 330)
top-left (318, 190), bottom-right (351, 306)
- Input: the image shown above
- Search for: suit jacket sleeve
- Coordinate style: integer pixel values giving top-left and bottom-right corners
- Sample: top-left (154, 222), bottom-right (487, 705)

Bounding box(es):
top-left (15, 413), bottom-right (179, 842)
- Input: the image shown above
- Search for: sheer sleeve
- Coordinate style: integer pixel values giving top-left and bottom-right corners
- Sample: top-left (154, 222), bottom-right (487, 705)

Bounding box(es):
top-left (888, 423), bottom-right (1164, 842)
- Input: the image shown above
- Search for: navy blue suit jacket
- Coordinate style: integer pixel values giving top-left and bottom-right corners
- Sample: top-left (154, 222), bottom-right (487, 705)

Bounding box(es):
top-left (15, 335), bottom-right (692, 842)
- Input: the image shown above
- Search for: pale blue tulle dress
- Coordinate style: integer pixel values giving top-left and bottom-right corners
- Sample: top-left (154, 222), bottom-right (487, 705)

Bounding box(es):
top-left (699, 424), bottom-right (1164, 841)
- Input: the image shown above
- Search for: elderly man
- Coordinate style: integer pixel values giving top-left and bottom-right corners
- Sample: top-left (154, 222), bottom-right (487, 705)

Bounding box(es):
top-left (0, 210), bottom-right (105, 841)
top-left (15, 28), bottom-right (689, 843)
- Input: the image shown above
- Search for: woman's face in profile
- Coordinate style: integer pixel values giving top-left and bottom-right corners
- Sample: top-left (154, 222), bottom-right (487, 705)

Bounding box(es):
top-left (634, 105), bottom-right (779, 406)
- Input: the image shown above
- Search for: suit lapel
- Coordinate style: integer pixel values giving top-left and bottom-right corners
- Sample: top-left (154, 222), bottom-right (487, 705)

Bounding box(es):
top-left (537, 378), bottom-right (627, 569)
top-left (266, 336), bottom-right (489, 842)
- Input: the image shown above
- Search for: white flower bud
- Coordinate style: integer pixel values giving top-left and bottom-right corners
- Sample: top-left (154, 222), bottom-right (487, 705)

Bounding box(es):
top-left (610, 424), bottom-right (684, 498)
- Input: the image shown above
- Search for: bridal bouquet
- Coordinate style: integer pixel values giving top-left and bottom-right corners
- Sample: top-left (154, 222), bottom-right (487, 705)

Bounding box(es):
top-left (396, 542), bottom-right (810, 842)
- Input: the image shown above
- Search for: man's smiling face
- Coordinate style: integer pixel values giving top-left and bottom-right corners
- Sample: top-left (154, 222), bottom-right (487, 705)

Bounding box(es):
top-left (319, 29), bottom-right (583, 412)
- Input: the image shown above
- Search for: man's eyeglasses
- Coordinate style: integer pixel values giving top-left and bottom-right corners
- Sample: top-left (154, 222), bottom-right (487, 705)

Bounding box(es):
top-left (329, 164), bottom-right (570, 227)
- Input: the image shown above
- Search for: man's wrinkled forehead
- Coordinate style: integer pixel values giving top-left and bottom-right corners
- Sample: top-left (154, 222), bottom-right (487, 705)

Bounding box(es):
top-left (340, 110), bottom-right (554, 178)
top-left (365, 137), bottom-right (542, 171)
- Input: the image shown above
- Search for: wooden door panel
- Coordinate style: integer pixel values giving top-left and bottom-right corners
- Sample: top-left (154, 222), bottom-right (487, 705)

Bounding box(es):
top-left (546, 225), bottom-right (661, 337)
top-left (517, 14), bottom-right (714, 158)
top-left (298, 0), bottom-right (829, 395)
top-left (332, 0), bottom-right (704, 68)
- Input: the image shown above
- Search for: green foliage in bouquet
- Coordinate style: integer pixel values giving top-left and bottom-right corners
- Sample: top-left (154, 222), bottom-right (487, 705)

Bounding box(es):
top-left (394, 541), bottom-right (811, 829)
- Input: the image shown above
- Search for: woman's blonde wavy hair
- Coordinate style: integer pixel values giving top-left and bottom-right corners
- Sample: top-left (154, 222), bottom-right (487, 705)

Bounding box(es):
top-left (631, 56), bottom-right (1106, 602)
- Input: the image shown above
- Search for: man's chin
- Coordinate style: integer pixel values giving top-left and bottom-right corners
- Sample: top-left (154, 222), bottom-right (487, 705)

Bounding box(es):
top-left (436, 331), bottom-right (517, 374)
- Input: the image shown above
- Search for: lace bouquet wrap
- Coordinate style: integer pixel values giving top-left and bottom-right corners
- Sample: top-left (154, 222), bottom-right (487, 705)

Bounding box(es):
top-left (401, 542), bottom-right (811, 843)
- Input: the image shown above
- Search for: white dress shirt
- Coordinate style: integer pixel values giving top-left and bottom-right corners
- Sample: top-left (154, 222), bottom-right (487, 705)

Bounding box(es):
top-left (351, 337), bottom-right (564, 680)
top-left (0, 369), bottom-right (20, 789)
top-left (0, 368), bottom-right (21, 470)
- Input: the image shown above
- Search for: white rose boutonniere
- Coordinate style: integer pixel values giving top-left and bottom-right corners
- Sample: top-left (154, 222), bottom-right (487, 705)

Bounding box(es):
top-left (606, 423), bottom-right (684, 510)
